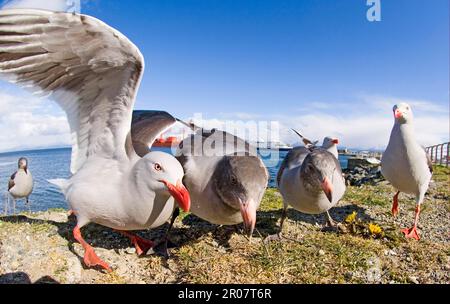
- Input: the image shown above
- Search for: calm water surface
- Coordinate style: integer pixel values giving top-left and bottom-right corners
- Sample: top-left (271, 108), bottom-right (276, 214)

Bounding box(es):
top-left (0, 147), bottom-right (349, 212)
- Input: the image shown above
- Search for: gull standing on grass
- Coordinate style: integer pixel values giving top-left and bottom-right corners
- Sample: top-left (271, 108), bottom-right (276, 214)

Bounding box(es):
top-left (267, 131), bottom-right (346, 241)
top-left (381, 103), bottom-right (433, 240)
top-left (130, 111), bottom-right (269, 255)
top-left (291, 130), bottom-right (340, 159)
top-left (0, 9), bottom-right (191, 271)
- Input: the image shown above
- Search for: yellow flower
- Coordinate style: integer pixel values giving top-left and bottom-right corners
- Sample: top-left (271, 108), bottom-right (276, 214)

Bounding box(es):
top-left (368, 223), bottom-right (383, 236)
top-left (345, 211), bottom-right (357, 224)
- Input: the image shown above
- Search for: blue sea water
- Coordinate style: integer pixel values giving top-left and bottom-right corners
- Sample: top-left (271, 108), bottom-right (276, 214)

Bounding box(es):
top-left (0, 147), bottom-right (349, 213)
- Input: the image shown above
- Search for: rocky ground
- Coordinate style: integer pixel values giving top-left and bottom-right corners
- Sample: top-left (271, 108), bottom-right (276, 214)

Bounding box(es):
top-left (0, 166), bottom-right (448, 284)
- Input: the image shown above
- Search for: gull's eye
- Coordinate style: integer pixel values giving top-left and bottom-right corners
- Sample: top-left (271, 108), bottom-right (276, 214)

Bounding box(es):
top-left (154, 163), bottom-right (162, 171)
top-left (231, 176), bottom-right (238, 185)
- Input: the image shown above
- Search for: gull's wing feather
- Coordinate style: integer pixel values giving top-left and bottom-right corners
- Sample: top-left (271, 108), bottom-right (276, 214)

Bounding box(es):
top-left (8, 172), bottom-right (17, 191)
top-left (178, 128), bottom-right (258, 160)
top-left (277, 146), bottom-right (310, 186)
top-left (0, 9), bottom-right (144, 174)
top-left (176, 118), bottom-right (201, 132)
top-left (292, 129), bottom-right (318, 148)
top-left (130, 110), bottom-right (177, 157)
top-left (423, 147), bottom-right (433, 174)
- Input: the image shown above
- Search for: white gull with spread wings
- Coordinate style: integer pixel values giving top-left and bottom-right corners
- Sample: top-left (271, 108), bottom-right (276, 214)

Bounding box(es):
top-left (0, 9), bottom-right (190, 271)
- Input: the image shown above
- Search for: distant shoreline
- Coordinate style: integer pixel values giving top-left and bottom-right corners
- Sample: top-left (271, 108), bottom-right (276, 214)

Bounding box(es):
top-left (0, 146), bottom-right (385, 157)
top-left (0, 147), bottom-right (71, 156)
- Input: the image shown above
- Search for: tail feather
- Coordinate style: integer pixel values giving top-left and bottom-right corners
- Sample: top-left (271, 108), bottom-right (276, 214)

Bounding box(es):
top-left (48, 179), bottom-right (69, 193)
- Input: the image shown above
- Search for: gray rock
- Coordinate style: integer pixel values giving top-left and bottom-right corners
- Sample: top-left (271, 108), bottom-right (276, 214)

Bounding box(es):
top-left (125, 247), bottom-right (136, 255)
top-left (409, 276), bottom-right (419, 284)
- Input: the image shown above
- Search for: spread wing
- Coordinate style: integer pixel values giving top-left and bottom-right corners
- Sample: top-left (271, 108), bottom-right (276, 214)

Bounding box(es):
top-left (0, 9), bottom-right (144, 174)
top-left (276, 146), bottom-right (310, 186)
top-left (130, 110), bottom-right (177, 157)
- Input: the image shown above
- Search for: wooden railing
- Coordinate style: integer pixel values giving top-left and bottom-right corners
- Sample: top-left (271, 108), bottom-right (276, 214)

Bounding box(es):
top-left (426, 142), bottom-right (450, 167)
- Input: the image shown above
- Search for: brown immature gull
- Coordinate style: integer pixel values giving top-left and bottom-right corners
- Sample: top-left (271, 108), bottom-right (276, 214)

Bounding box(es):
top-left (0, 9), bottom-right (191, 272)
top-left (381, 103), bottom-right (433, 240)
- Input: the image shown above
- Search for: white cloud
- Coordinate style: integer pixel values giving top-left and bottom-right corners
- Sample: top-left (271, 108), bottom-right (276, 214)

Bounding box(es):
top-left (282, 113), bottom-right (448, 150)
top-left (177, 95), bottom-right (449, 150)
top-left (0, 89), bottom-right (447, 153)
top-left (1, 0), bottom-right (80, 12)
top-left (0, 91), bottom-right (70, 153)
top-left (359, 94), bottom-right (447, 114)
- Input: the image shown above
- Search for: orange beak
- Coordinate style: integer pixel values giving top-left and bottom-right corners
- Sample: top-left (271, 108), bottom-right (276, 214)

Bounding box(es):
top-left (332, 139), bottom-right (339, 145)
top-left (394, 109), bottom-right (403, 119)
top-left (239, 199), bottom-right (257, 237)
top-left (161, 179), bottom-right (191, 212)
top-left (321, 177), bottom-right (333, 203)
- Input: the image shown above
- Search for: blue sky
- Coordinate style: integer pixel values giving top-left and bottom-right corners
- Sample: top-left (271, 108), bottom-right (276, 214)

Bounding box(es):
top-left (0, 0), bottom-right (448, 151)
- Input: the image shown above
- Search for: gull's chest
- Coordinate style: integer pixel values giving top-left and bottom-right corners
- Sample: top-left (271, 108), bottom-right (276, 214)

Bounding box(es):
top-left (9, 171), bottom-right (33, 198)
top-left (381, 135), bottom-right (431, 194)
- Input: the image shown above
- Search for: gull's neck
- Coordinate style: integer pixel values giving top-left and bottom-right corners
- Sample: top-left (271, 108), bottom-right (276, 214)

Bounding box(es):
top-left (393, 121), bottom-right (415, 139)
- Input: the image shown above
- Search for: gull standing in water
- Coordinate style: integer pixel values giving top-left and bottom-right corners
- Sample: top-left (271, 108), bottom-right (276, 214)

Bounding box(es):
top-left (0, 9), bottom-right (191, 271)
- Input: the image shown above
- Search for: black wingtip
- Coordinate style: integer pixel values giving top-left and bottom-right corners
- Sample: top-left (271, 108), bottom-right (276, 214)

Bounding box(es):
top-left (291, 128), bottom-right (304, 139)
top-left (292, 129), bottom-right (318, 147)
top-left (176, 118), bottom-right (201, 132)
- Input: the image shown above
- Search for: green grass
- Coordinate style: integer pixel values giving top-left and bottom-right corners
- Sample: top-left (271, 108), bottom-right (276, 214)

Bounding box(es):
top-left (343, 185), bottom-right (391, 207)
top-left (251, 233), bottom-right (383, 283)
top-left (47, 208), bottom-right (68, 213)
top-left (1, 166), bottom-right (449, 284)
top-left (260, 188), bottom-right (284, 211)
top-left (432, 165), bottom-right (450, 182)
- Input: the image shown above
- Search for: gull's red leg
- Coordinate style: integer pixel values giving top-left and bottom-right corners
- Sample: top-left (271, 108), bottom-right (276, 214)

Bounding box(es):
top-left (116, 230), bottom-right (154, 256)
top-left (401, 205), bottom-right (421, 241)
top-left (392, 191), bottom-right (400, 217)
top-left (73, 225), bottom-right (112, 272)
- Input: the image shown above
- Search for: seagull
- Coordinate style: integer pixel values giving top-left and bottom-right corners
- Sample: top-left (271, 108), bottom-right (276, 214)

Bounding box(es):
top-left (0, 9), bottom-right (191, 271)
top-left (7, 157), bottom-right (33, 214)
top-left (267, 132), bottom-right (346, 240)
top-left (291, 129), bottom-right (319, 148)
top-left (321, 137), bottom-right (339, 159)
top-left (381, 103), bottom-right (433, 240)
top-left (177, 128), bottom-right (269, 234)
top-left (292, 129), bottom-right (339, 159)
top-left (129, 111), bottom-right (269, 254)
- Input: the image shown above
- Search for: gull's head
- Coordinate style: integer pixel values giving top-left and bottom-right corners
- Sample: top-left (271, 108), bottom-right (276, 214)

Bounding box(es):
top-left (301, 149), bottom-right (338, 203)
top-left (393, 103), bottom-right (413, 124)
top-left (18, 157), bottom-right (28, 172)
top-left (212, 155), bottom-right (268, 237)
top-left (142, 151), bottom-right (190, 212)
top-left (322, 137), bottom-right (339, 149)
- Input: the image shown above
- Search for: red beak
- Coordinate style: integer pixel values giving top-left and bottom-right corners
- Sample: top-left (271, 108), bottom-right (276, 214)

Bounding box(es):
top-left (239, 199), bottom-right (257, 237)
top-left (394, 109), bottom-right (403, 119)
top-left (332, 139), bottom-right (339, 145)
top-left (161, 179), bottom-right (191, 212)
top-left (321, 177), bottom-right (333, 203)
